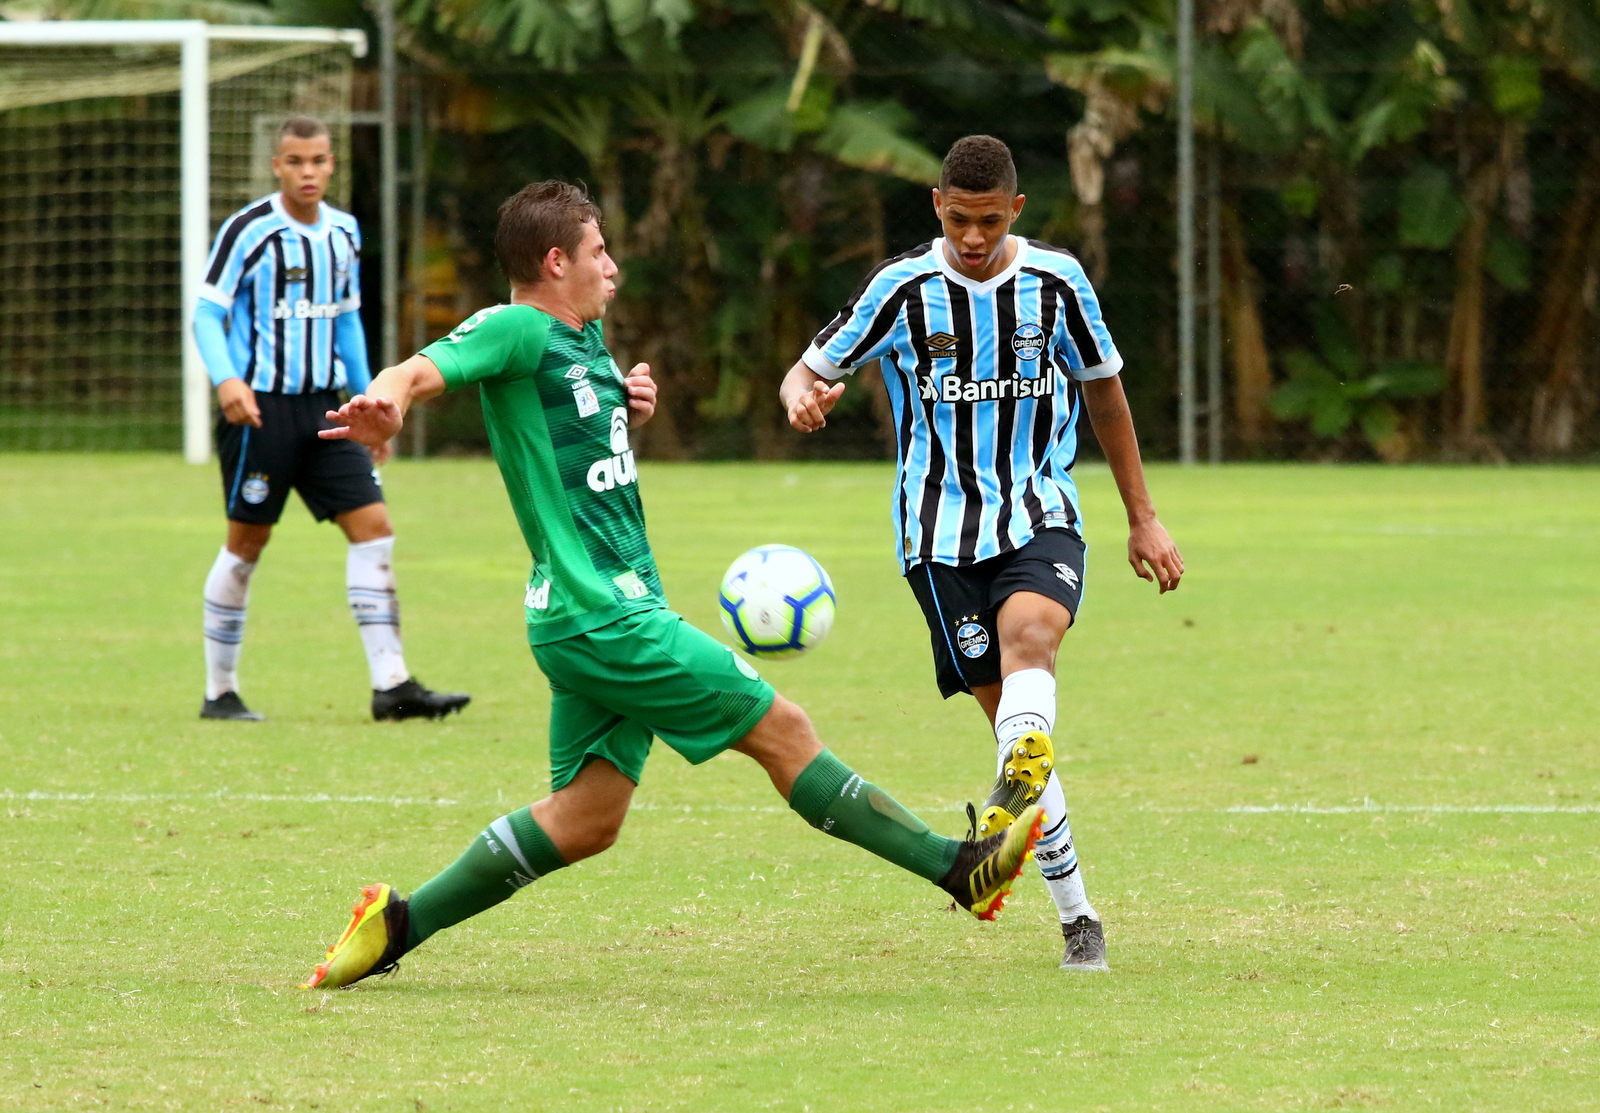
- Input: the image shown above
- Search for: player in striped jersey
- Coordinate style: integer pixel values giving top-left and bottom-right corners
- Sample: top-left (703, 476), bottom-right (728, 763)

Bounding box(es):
top-left (191, 115), bottom-right (468, 724)
top-left (781, 135), bottom-right (1185, 971)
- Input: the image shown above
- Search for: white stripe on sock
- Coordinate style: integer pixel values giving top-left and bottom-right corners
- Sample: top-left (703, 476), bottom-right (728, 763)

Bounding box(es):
top-left (488, 815), bottom-right (536, 877)
top-left (202, 546), bottom-right (256, 700)
top-left (347, 536), bottom-right (409, 690)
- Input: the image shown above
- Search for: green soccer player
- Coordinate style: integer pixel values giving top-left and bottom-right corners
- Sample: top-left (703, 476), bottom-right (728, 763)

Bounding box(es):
top-left (302, 181), bottom-right (1045, 989)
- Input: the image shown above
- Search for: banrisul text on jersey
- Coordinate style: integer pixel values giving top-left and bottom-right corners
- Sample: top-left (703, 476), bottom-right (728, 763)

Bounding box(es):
top-left (802, 237), bottom-right (1122, 572)
top-left (198, 193), bottom-right (363, 394)
top-left (422, 304), bottom-right (664, 643)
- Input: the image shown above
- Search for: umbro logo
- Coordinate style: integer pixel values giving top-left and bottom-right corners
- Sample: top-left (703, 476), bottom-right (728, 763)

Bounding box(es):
top-left (565, 364), bottom-right (588, 380)
top-left (284, 266), bottom-right (308, 282)
top-left (926, 332), bottom-right (959, 357)
top-left (1054, 563), bottom-right (1080, 589)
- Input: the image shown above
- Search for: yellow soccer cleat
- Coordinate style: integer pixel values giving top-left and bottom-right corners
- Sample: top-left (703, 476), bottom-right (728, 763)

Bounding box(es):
top-left (939, 804), bottom-right (1045, 921)
top-left (301, 883), bottom-right (411, 989)
top-left (975, 730), bottom-right (1054, 838)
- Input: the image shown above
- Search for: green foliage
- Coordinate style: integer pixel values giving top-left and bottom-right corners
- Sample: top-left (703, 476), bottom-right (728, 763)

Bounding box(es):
top-left (1397, 163), bottom-right (1467, 250)
top-left (1484, 226), bottom-right (1532, 292)
top-left (1270, 304), bottom-right (1445, 447)
top-left (815, 102), bottom-right (942, 185)
top-left (1488, 53), bottom-right (1542, 118)
top-left (1235, 19), bottom-right (1336, 145)
top-left (1280, 173), bottom-right (1319, 218)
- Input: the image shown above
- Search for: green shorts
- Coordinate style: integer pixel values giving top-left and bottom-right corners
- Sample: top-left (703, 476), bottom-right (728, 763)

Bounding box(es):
top-left (530, 607), bottom-right (777, 790)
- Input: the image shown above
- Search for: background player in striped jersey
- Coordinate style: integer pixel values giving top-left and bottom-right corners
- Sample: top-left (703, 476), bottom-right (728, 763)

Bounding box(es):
top-left (780, 135), bottom-right (1185, 971)
top-left (191, 114), bottom-right (468, 723)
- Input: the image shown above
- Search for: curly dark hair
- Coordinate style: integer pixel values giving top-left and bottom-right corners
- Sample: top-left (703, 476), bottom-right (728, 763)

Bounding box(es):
top-left (939, 135), bottom-right (1017, 196)
top-left (495, 180), bottom-right (603, 285)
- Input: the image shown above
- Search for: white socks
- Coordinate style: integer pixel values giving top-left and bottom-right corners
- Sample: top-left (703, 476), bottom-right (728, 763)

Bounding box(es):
top-left (994, 668), bottom-right (1098, 924)
top-left (202, 546), bottom-right (257, 700)
top-left (347, 536), bottom-right (410, 691)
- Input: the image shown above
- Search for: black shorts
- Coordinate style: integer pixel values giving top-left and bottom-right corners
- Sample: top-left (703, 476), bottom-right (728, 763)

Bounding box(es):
top-left (217, 390), bottom-right (383, 525)
top-left (906, 529), bottom-right (1087, 699)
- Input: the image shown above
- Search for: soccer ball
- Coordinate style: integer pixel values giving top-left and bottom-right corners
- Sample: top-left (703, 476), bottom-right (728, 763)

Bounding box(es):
top-left (718, 545), bottom-right (836, 659)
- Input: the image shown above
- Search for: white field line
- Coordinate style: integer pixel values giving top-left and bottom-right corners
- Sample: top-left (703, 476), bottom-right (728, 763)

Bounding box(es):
top-left (1227, 802), bottom-right (1600, 815)
top-left (3, 789), bottom-right (1596, 816)
top-left (1, 789), bottom-right (463, 806)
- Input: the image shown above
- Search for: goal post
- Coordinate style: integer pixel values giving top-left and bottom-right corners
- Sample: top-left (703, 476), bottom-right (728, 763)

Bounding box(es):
top-left (0, 20), bottom-right (366, 462)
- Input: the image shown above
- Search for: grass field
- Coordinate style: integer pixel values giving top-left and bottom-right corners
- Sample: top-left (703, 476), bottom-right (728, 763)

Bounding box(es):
top-left (1, 455), bottom-right (1597, 1111)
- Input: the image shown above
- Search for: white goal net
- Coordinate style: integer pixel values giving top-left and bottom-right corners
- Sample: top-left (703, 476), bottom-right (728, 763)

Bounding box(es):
top-left (0, 25), bottom-right (359, 453)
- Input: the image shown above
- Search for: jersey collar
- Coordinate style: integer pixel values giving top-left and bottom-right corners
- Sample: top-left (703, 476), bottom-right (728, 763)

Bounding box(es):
top-left (270, 193), bottom-right (331, 240)
top-left (932, 235), bottom-right (1027, 294)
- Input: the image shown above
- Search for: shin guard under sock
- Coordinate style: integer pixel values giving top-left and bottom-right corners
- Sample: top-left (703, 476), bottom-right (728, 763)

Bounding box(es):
top-left (202, 546), bottom-right (256, 700)
top-left (405, 808), bottom-right (567, 948)
top-left (347, 536), bottom-right (410, 691)
top-left (788, 749), bottom-right (958, 882)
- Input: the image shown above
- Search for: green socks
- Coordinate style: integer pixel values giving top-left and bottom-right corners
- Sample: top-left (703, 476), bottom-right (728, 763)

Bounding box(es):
top-left (404, 807), bottom-right (568, 949)
top-left (402, 755), bottom-right (953, 950)
top-left (788, 749), bottom-right (959, 882)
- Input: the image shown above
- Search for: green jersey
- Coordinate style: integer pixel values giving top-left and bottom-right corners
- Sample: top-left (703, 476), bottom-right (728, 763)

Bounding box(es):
top-left (422, 303), bottom-right (664, 643)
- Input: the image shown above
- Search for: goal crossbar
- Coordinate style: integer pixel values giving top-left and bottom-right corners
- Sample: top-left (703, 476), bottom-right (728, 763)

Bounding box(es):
top-left (0, 21), bottom-right (367, 462)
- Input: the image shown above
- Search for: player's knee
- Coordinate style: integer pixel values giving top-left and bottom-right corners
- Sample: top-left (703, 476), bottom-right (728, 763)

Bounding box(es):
top-left (561, 811), bottom-right (624, 861)
top-left (226, 531), bottom-right (270, 563)
top-left (751, 695), bottom-right (814, 752)
top-left (1004, 615), bottom-right (1069, 665)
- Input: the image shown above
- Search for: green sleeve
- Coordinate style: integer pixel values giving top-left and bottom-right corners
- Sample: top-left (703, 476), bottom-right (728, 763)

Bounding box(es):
top-left (423, 305), bottom-right (551, 390)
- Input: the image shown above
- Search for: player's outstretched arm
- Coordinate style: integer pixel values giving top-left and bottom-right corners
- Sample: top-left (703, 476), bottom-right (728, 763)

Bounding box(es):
top-left (319, 354), bottom-right (446, 452)
top-left (780, 361), bottom-right (846, 432)
top-left (1081, 375), bottom-right (1184, 593)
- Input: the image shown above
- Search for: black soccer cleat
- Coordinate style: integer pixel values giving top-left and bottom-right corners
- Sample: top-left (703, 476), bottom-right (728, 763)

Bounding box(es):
top-left (938, 803), bottom-right (1044, 920)
top-left (371, 677), bottom-right (471, 722)
top-left (201, 691), bottom-right (265, 721)
top-left (1060, 914), bottom-right (1109, 972)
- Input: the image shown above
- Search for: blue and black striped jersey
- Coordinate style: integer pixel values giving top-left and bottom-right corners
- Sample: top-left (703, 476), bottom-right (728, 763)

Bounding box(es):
top-left (198, 194), bottom-right (363, 394)
top-left (803, 236), bottom-right (1122, 572)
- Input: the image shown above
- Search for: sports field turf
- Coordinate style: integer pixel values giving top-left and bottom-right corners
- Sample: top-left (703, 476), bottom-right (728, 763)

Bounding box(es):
top-left (1, 455), bottom-right (1596, 1111)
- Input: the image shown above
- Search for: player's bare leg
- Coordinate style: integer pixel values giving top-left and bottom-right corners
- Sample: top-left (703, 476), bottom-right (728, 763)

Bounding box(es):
top-left (226, 520), bottom-right (273, 562)
top-left (972, 591), bottom-right (1107, 970)
top-left (200, 521), bottom-right (274, 721)
top-left (530, 759), bottom-right (635, 861)
top-left (334, 500), bottom-right (471, 721)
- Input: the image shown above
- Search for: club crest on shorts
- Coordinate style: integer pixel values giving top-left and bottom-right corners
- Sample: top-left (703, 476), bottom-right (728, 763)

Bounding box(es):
top-left (1012, 322), bottom-right (1045, 361)
top-left (956, 621), bottom-right (990, 658)
top-left (241, 474), bottom-right (270, 505)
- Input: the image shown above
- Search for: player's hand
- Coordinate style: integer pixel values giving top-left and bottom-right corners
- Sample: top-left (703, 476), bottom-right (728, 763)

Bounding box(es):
top-left (625, 363), bottom-right (656, 427)
top-left (217, 378), bottom-right (261, 427)
top-left (369, 439), bottom-right (392, 467)
top-left (319, 393), bottom-right (403, 448)
top-left (1128, 516), bottom-right (1184, 593)
top-left (787, 380), bottom-right (845, 432)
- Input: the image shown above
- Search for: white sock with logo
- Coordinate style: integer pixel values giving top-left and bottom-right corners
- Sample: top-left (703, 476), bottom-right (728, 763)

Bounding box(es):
top-left (203, 546), bottom-right (257, 700)
top-left (994, 668), bottom-right (1098, 924)
top-left (347, 536), bottom-right (410, 691)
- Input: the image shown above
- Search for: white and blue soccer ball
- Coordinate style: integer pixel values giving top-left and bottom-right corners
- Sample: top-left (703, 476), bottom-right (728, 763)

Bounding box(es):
top-left (718, 545), bottom-right (836, 660)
